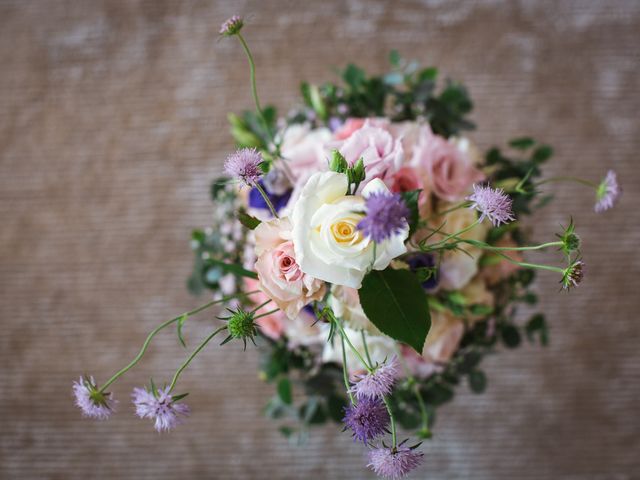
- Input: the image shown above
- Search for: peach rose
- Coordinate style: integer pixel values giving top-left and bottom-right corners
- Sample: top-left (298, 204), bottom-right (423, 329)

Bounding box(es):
top-left (411, 126), bottom-right (484, 202)
top-left (329, 285), bottom-right (379, 334)
top-left (254, 217), bottom-right (326, 319)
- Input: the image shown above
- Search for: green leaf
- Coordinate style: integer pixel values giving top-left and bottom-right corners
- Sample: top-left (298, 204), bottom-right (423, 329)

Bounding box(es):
top-left (389, 50), bottom-right (401, 67)
top-left (525, 313), bottom-right (549, 346)
top-left (468, 370), bottom-right (487, 393)
top-left (399, 189), bottom-right (421, 237)
top-left (277, 378), bottom-right (292, 405)
top-left (177, 313), bottom-right (188, 348)
top-left (207, 258), bottom-right (257, 280)
top-left (238, 209), bottom-right (261, 230)
top-left (358, 268), bottom-right (430, 353)
top-left (509, 137), bottom-right (535, 150)
top-left (532, 145), bottom-right (553, 163)
top-left (500, 324), bottom-right (521, 348)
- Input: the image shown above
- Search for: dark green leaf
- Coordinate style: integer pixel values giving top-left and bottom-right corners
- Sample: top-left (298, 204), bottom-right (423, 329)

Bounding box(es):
top-left (389, 50), bottom-right (401, 67)
top-left (468, 370), bottom-right (487, 393)
top-left (509, 137), bottom-right (535, 150)
top-left (238, 209), bottom-right (261, 230)
top-left (532, 145), bottom-right (553, 163)
top-left (500, 324), bottom-right (521, 348)
top-left (358, 268), bottom-right (431, 353)
top-left (277, 378), bottom-right (293, 405)
top-left (399, 189), bottom-right (421, 237)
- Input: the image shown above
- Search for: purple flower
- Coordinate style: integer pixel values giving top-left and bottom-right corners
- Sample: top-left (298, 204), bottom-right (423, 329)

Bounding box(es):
top-left (72, 376), bottom-right (115, 420)
top-left (358, 192), bottom-right (410, 243)
top-left (595, 170), bottom-right (621, 213)
top-left (466, 184), bottom-right (515, 226)
top-left (248, 180), bottom-right (292, 215)
top-left (350, 358), bottom-right (399, 400)
top-left (132, 386), bottom-right (190, 432)
top-left (219, 15), bottom-right (244, 36)
top-left (368, 442), bottom-right (424, 479)
top-left (406, 253), bottom-right (438, 290)
top-left (343, 397), bottom-right (390, 443)
top-left (224, 148), bottom-right (263, 187)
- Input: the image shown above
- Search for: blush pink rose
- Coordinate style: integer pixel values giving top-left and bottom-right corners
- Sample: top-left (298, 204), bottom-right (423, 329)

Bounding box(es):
top-left (412, 126), bottom-right (484, 202)
top-left (336, 120), bottom-right (403, 185)
top-left (333, 117), bottom-right (390, 141)
top-left (280, 124), bottom-right (332, 185)
top-left (254, 218), bottom-right (326, 319)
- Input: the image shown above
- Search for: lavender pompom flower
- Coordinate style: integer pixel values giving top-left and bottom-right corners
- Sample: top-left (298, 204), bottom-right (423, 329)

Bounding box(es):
top-left (73, 376), bottom-right (115, 420)
top-left (357, 191), bottom-right (410, 243)
top-left (343, 397), bottom-right (390, 443)
top-left (132, 385), bottom-right (190, 432)
top-left (368, 441), bottom-right (424, 479)
top-left (225, 148), bottom-right (263, 187)
top-left (594, 170), bottom-right (621, 213)
top-left (219, 15), bottom-right (244, 36)
top-left (350, 358), bottom-right (399, 400)
top-left (466, 183), bottom-right (515, 226)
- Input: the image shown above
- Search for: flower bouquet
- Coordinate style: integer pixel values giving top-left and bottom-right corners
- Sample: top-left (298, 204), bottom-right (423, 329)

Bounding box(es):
top-left (74, 16), bottom-right (620, 479)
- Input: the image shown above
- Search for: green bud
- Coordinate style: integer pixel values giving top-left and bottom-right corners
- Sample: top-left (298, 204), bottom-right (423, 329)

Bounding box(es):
top-left (220, 306), bottom-right (259, 349)
top-left (556, 218), bottom-right (581, 255)
top-left (352, 157), bottom-right (365, 182)
top-left (329, 150), bottom-right (348, 173)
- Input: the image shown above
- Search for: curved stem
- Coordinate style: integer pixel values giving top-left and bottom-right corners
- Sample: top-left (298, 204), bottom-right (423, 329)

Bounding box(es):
top-left (254, 308), bottom-right (280, 320)
top-left (341, 333), bottom-right (355, 404)
top-left (360, 330), bottom-right (373, 366)
top-left (395, 346), bottom-right (430, 436)
top-left (424, 201), bottom-right (470, 223)
top-left (253, 181), bottom-right (279, 218)
top-left (425, 218), bottom-right (481, 252)
top-left (168, 325), bottom-right (227, 393)
top-left (462, 239), bottom-right (563, 252)
top-left (535, 176), bottom-right (598, 189)
top-left (98, 290), bottom-right (259, 392)
top-left (382, 396), bottom-right (398, 448)
top-left (491, 250), bottom-right (565, 273)
top-left (334, 318), bottom-right (372, 372)
top-left (237, 33), bottom-right (277, 153)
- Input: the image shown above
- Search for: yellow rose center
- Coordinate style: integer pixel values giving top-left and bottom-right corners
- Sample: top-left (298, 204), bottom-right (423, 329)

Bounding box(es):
top-left (330, 219), bottom-right (363, 245)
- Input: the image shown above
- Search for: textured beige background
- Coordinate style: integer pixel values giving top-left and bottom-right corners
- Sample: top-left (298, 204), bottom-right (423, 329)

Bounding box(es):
top-left (1, 1), bottom-right (639, 479)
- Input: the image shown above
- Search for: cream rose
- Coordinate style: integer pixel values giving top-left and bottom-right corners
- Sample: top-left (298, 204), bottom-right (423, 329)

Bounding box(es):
top-left (291, 172), bottom-right (408, 288)
top-left (254, 217), bottom-right (326, 319)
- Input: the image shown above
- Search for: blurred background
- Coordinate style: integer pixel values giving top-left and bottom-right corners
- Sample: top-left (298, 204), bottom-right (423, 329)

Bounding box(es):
top-left (1, 0), bottom-right (638, 478)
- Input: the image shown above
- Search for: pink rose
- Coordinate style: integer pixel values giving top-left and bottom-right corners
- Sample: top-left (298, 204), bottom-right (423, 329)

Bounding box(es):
top-left (280, 124), bottom-right (332, 185)
top-left (412, 126), bottom-right (484, 202)
top-left (254, 218), bottom-right (326, 319)
top-left (333, 117), bottom-right (390, 141)
top-left (336, 120), bottom-right (403, 185)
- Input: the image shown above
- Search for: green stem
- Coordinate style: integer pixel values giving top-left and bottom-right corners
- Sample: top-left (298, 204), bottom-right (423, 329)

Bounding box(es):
top-left (237, 33), bottom-right (277, 153)
top-left (395, 346), bottom-right (430, 435)
top-left (361, 330), bottom-right (373, 366)
top-left (253, 181), bottom-right (279, 218)
top-left (426, 218), bottom-right (481, 251)
top-left (462, 239), bottom-right (563, 252)
top-left (254, 308), bottom-right (280, 320)
top-left (334, 318), bottom-right (372, 372)
top-left (251, 299), bottom-right (272, 313)
top-left (341, 333), bottom-right (355, 404)
top-left (382, 396), bottom-right (398, 448)
top-left (424, 200), bottom-right (470, 223)
top-left (492, 250), bottom-right (565, 273)
top-left (535, 176), bottom-right (598, 189)
top-left (98, 291), bottom-right (259, 392)
top-left (168, 325), bottom-right (227, 393)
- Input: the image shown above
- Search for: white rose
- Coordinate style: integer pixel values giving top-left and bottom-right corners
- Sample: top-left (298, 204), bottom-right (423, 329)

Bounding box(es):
top-left (291, 171), bottom-right (408, 288)
top-left (321, 325), bottom-right (397, 374)
top-left (329, 285), bottom-right (380, 334)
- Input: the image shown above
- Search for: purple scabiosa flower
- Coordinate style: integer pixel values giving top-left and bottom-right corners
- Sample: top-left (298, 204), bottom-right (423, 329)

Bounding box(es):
top-left (561, 260), bottom-right (585, 290)
top-left (72, 376), bottom-right (115, 420)
top-left (357, 192), bottom-right (410, 243)
top-left (594, 170), bottom-right (621, 213)
top-left (466, 183), bottom-right (515, 226)
top-left (219, 15), bottom-right (244, 36)
top-left (224, 148), bottom-right (263, 187)
top-left (343, 397), bottom-right (390, 443)
top-left (406, 253), bottom-right (438, 290)
top-left (350, 358), bottom-right (399, 400)
top-left (132, 386), bottom-right (190, 432)
top-left (368, 442), bottom-right (424, 479)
